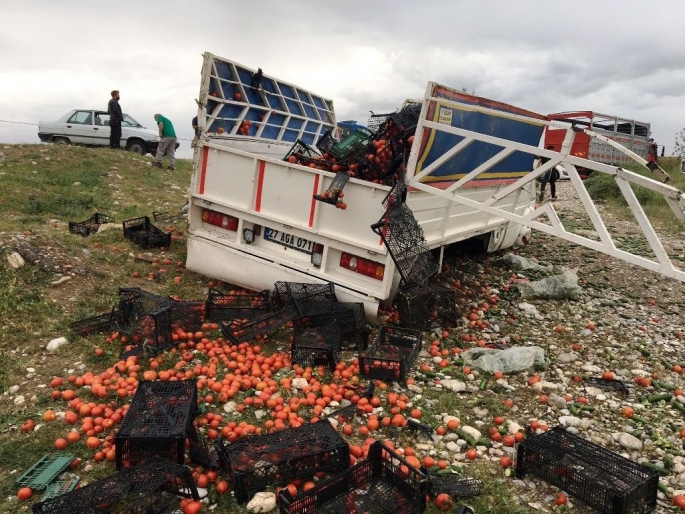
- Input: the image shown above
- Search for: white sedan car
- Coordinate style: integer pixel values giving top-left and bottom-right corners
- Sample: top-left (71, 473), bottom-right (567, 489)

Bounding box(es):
top-left (38, 109), bottom-right (178, 155)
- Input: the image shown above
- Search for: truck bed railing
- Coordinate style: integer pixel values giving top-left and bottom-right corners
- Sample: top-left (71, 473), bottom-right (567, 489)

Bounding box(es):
top-left (407, 88), bottom-right (685, 283)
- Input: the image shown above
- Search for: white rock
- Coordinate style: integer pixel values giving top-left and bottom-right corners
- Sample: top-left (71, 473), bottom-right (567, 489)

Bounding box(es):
top-left (445, 441), bottom-right (460, 452)
top-left (50, 276), bottom-right (72, 287)
top-left (26, 367), bottom-right (35, 373)
top-left (46, 337), bottom-right (68, 352)
top-left (461, 426), bottom-right (481, 441)
top-left (14, 395), bottom-right (25, 406)
top-left (581, 364), bottom-right (602, 373)
top-left (223, 401), bottom-right (237, 414)
top-left (9, 385), bottom-right (19, 394)
top-left (291, 378), bottom-right (309, 389)
top-left (583, 386), bottom-right (603, 397)
top-left (506, 420), bottom-right (523, 435)
top-left (432, 356), bottom-right (443, 364)
top-left (254, 410), bottom-right (266, 420)
top-left (618, 433), bottom-right (643, 450)
top-left (440, 379), bottom-right (466, 392)
top-left (7, 252), bottom-right (25, 269)
top-left (532, 381), bottom-right (560, 391)
top-left (557, 352), bottom-right (578, 363)
top-left (558, 416), bottom-right (581, 427)
top-left (247, 491), bottom-right (277, 512)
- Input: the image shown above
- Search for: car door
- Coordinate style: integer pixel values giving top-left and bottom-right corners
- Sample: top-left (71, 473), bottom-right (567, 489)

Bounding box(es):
top-left (64, 111), bottom-right (96, 144)
top-left (92, 112), bottom-right (111, 146)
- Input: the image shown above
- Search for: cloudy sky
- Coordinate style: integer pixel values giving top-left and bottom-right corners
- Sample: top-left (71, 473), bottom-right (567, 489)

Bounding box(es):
top-left (2, 0), bottom-right (685, 159)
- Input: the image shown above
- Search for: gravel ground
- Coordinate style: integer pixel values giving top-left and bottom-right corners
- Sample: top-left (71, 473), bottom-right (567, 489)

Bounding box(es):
top-left (400, 179), bottom-right (685, 512)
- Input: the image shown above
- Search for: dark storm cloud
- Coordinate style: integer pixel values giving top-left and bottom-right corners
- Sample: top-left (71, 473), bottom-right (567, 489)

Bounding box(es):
top-left (2, 0), bottom-right (685, 153)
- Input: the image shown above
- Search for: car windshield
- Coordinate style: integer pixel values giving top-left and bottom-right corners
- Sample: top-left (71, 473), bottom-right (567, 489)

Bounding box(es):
top-left (122, 114), bottom-right (144, 128)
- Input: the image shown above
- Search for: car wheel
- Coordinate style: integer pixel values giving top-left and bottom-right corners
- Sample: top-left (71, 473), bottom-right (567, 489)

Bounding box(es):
top-left (53, 137), bottom-right (70, 145)
top-left (126, 140), bottom-right (147, 155)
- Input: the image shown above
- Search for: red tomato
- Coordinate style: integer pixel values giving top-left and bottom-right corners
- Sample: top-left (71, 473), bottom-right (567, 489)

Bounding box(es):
top-left (674, 494), bottom-right (685, 509)
top-left (183, 501), bottom-right (203, 514)
top-left (555, 493), bottom-right (568, 505)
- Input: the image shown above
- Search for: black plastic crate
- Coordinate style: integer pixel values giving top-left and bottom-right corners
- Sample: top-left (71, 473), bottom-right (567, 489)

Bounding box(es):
top-left (170, 299), bottom-right (205, 333)
top-left (405, 419), bottom-right (435, 439)
top-left (187, 424), bottom-right (220, 470)
top-left (340, 325), bottom-right (370, 352)
top-left (367, 111), bottom-right (394, 133)
top-left (296, 301), bottom-right (364, 331)
top-left (221, 304), bottom-right (299, 344)
top-left (326, 403), bottom-right (363, 423)
top-left (119, 306), bottom-right (174, 359)
top-left (359, 325), bottom-right (423, 384)
top-left (215, 420), bottom-right (350, 504)
top-left (428, 474), bottom-right (483, 498)
top-left (69, 308), bottom-right (125, 337)
top-left (585, 377), bottom-right (629, 398)
top-left (516, 427), bottom-right (659, 514)
top-left (284, 139), bottom-right (320, 162)
top-left (291, 323), bottom-right (341, 370)
top-left (31, 458), bottom-right (198, 514)
top-left (68, 213), bottom-right (114, 237)
top-left (123, 216), bottom-right (172, 249)
top-left (115, 380), bottom-right (197, 469)
top-left (314, 171), bottom-right (350, 205)
top-left (278, 441), bottom-right (427, 514)
top-left (273, 281), bottom-right (337, 313)
top-left (396, 284), bottom-right (458, 330)
top-left (205, 288), bottom-right (271, 321)
top-left (315, 129), bottom-right (337, 154)
top-left (117, 287), bottom-right (171, 320)
top-left (371, 198), bottom-right (439, 289)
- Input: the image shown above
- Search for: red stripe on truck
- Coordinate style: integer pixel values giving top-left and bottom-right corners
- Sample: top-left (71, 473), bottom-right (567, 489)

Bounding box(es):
top-left (199, 146), bottom-right (209, 194)
top-left (255, 160), bottom-right (266, 212)
top-left (309, 174), bottom-right (319, 227)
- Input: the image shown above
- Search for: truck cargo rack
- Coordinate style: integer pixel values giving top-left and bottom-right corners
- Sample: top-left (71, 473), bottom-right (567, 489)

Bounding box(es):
top-left (406, 83), bottom-right (685, 284)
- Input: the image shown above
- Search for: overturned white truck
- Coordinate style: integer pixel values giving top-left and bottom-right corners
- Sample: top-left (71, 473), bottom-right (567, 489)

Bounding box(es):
top-left (186, 52), bottom-right (685, 319)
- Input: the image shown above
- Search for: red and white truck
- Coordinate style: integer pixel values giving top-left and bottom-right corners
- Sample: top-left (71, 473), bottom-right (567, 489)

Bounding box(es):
top-left (186, 53), bottom-right (685, 319)
top-left (545, 111), bottom-right (653, 176)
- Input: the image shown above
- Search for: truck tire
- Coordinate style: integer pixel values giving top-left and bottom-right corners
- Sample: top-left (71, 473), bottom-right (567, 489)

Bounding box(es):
top-left (53, 137), bottom-right (70, 145)
top-left (126, 140), bottom-right (147, 155)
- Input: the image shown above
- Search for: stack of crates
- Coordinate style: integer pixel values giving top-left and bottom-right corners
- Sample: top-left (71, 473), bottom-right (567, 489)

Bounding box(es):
top-left (115, 380), bottom-right (197, 469)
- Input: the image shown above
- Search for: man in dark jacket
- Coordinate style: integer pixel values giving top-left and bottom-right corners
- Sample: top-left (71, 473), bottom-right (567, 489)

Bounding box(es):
top-left (107, 90), bottom-right (123, 149)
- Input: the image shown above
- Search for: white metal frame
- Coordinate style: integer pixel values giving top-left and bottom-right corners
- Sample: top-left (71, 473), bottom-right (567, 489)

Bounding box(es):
top-left (406, 85), bottom-right (685, 282)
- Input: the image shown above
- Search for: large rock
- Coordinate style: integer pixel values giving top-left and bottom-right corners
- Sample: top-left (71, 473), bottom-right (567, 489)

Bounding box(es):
top-left (618, 432), bottom-right (643, 451)
top-left (291, 378), bottom-right (309, 389)
top-left (247, 491), bottom-right (277, 512)
top-left (46, 337), bottom-right (68, 352)
top-left (461, 426), bottom-right (482, 441)
top-left (7, 252), bottom-right (25, 268)
top-left (441, 379), bottom-right (466, 392)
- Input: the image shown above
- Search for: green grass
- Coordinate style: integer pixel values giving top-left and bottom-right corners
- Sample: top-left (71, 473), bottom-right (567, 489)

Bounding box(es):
top-left (584, 157), bottom-right (685, 233)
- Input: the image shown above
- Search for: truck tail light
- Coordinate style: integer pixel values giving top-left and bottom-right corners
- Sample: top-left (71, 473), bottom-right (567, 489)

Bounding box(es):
top-left (201, 208), bottom-right (238, 232)
top-left (340, 252), bottom-right (384, 280)
top-left (311, 244), bottom-right (324, 268)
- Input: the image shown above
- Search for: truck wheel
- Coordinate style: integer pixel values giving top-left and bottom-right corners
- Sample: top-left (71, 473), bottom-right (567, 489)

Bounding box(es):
top-left (126, 140), bottom-right (147, 155)
top-left (53, 137), bottom-right (70, 145)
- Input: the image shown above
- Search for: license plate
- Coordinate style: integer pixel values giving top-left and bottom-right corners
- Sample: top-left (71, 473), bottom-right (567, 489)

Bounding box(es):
top-left (264, 227), bottom-right (315, 254)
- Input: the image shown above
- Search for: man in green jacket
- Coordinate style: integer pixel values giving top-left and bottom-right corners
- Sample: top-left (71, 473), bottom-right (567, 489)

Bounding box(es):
top-left (153, 114), bottom-right (177, 171)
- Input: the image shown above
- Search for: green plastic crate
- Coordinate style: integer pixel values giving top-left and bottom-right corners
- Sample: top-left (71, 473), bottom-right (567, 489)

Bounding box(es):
top-left (39, 477), bottom-right (80, 502)
top-left (328, 128), bottom-right (373, 160)
top-left (16, 453), bottom-right (75, 490)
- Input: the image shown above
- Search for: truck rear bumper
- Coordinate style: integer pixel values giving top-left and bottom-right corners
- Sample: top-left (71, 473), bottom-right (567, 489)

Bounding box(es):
top-left (186, 234), bottom-right (382, 321)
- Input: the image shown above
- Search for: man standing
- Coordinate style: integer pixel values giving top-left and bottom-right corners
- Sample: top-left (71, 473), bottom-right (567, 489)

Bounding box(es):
top-left (153, 113), bottom-right (177, 171)
top-left (107, 90), bottom-right (123, 149)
